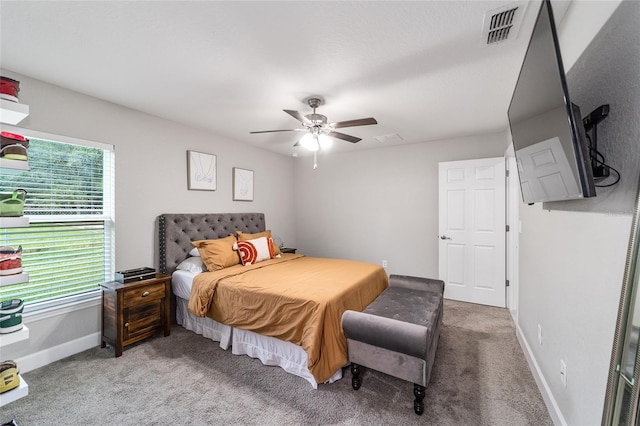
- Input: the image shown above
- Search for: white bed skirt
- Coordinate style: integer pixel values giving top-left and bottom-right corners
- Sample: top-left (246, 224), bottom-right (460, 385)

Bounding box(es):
top-left (175, 296), bottom-right (343, 389)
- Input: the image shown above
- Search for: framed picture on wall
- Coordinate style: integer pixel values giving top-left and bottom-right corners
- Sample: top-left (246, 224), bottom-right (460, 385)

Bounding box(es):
top-left (187, 150), bottom-right (217, 191)
top-left (232, 167), bottom-right (254, 201)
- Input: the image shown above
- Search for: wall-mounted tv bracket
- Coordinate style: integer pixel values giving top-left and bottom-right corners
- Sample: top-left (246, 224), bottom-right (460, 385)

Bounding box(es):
top-left (583, 104), bottom-right (620, 186)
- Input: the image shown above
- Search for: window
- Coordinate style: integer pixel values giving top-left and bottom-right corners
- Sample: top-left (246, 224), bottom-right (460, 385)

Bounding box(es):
top-left (0, 128), bottom-right (114, 310)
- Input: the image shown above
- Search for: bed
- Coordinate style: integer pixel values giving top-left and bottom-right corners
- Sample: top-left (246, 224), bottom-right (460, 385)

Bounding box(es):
top-left (158, 213), bottom-right (388, 388)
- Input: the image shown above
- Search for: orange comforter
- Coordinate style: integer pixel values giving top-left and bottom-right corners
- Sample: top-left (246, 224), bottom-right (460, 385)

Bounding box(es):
top-left (188, 254), bottom-right (388, 383)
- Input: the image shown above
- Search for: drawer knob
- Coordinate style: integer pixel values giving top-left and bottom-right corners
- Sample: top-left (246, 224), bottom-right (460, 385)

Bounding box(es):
top-left (124, 322), bottom-right (129, 328)
top-left (141, 291), bottom-right (149, 297)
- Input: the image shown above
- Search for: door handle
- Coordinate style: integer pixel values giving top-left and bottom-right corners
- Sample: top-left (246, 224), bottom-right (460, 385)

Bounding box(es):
top-left (439, 235), bottom-right (452, 240)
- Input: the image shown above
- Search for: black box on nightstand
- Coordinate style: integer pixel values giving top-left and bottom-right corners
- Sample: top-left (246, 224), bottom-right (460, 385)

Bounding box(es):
top-left (114, 267), bottom-right (156, 284)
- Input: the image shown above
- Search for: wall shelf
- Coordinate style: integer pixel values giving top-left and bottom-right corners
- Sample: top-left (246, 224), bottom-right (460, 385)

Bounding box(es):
top-left (0, 216), bottom-right (29, 228)
top-left (0, 158), bottom-right (29, 171)
top-left (0, 97), bottom-right (31, 409)
top-left (0, 325), bottom-right (29, 346)
top-left (0, 375), bottom-right (28, 407)
top-left (0, 272), bottom-right (29, 287)
top-left (0, 99), bottom-right (29, 125)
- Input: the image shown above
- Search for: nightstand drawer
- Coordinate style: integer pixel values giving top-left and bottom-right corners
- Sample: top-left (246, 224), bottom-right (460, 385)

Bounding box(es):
top-left (125, 303), bottom-right (162, 340)
top-left (123, 282), bottom-right (165, 307)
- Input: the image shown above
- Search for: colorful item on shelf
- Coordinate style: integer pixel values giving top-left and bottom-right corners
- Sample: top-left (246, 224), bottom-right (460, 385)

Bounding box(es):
top-left (0, 299), bottom-right (24, 334)
top-left (0, 246), bottom-right (22, 276)
top-left (0, 360), bottom-right (20, 393)
top-left (0, 77), bottom-right (20, 102)
top-left (0, 189), bottom-right (27, 217)
top-left (0, 131), bottom-right (29, 161)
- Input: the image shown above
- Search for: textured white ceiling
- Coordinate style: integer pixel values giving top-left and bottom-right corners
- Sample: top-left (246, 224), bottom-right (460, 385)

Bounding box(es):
top-left (0, 1), bottom-right (567, 157)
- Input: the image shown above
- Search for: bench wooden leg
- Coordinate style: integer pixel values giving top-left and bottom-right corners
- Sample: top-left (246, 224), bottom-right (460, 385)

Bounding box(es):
top-left (351, 363), bottom-right (362, 390)
top-left (414, 384), bottom-right (426, 415)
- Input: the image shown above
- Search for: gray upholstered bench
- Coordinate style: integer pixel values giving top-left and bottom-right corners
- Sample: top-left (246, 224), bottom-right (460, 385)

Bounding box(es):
top-left (341, 274), bottom-right (444, 415)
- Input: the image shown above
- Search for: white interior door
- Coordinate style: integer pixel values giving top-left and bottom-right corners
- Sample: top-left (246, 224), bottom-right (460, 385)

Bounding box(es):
top-left (438, 157), bottom-right (506, 308)
top-left (506, 151), bottom-right (520, 321)
top-left (516, 136), bottom-right (581, 202)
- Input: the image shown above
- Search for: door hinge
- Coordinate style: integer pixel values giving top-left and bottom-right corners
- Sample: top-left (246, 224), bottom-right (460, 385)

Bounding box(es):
top-left (506, 224), bottom-right (510, 232)
top-left (506, 169), bottom-right (510, 177)
top-left (506, 279), bottom-right (510, 287)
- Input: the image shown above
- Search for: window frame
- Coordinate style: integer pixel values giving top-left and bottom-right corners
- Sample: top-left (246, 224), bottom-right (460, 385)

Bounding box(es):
top-left (0, 125), bottom-right (115, 315)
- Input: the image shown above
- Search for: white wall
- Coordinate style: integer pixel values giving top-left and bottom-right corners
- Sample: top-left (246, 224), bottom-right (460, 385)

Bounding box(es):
top-left (293, 131), bottom-right (508, 278)
top-left (556, 0), bottom-right (623, 72)
top-left (516, 1), bottom-right (638, 425)
top-left (1, 70), bottom-right (296, 363)
top-left (518, 206), bottom-right (630, 425)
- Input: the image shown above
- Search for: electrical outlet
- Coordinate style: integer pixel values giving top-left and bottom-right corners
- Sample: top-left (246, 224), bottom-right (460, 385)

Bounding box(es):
top-left (538, 324), bottom-right (542, 345)
top-left (382, 260), bottom-right (388, 268)
top-left (560, 359), bottom-right (567, 388)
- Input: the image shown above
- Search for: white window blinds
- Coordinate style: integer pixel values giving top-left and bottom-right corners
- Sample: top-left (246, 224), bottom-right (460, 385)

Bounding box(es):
top-left (0, 131), bottom-right (114, 307)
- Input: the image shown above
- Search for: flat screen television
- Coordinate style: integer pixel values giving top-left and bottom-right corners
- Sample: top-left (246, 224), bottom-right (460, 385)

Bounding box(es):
top-left (507, 0), bottom-right (595, 204)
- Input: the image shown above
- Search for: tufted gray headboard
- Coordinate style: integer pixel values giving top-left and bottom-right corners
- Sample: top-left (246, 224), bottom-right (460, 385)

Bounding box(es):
top-left (158, 213), bottom-right (265, 274)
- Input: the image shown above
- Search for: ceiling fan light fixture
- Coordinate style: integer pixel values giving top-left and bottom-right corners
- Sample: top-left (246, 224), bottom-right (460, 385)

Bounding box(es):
top-left (318, 134), bottom-right (332, 150)
top-left (250, 95), bottom-right (377, 154)
top-left (299, 133), bottom-right (319, 151)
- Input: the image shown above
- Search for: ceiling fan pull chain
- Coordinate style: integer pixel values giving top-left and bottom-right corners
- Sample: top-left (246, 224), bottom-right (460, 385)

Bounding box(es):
top-left (313, 151), bottom-right (318, 170)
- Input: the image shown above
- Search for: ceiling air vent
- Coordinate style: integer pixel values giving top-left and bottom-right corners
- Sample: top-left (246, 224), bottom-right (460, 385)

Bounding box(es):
top-left (374, 133), bottom-right (403, 144)
top-left (482, 3), bottom-right (526, 45)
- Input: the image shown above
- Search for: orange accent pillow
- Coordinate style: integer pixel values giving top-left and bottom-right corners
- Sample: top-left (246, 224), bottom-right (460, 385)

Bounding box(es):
top-left (192, 235), bottom-right (240, 271)
top-left (236, 236), bottom-right (273, 265)
top-left (237, 230), bottom-right (282, 256)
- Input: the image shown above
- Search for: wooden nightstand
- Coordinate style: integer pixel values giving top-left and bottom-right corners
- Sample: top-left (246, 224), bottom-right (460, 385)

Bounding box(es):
top-left (280, 247), bottom-right (297, 254)
top-left (100, 274), bottom-right (171, 357)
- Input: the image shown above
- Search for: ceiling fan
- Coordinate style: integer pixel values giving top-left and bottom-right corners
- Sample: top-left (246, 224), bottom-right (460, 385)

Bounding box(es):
top-left (250, 97), bottom-right (378, 153)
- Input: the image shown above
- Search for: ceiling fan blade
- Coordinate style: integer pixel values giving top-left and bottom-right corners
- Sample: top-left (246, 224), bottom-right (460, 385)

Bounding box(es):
top-left (331, 117), bottom-right (377, 129)
top-left (283, 109), bottom-right (312, 125)
top-left (328, 131), bottom-right (361, 143)
top-left (249, 129), bottom-right (298, 134)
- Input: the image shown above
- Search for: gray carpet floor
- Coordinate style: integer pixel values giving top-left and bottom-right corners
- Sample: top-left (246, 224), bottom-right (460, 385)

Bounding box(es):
top-left (3, 300), bottom-right (552, 425)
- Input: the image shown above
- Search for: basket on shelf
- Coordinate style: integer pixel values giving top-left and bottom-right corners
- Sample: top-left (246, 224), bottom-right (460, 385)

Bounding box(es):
top-left (0, 131), bottom-right (29, 161)
top-left (0, 360), bottom-right (20, 393)
top-left (0, 246), bottom-right (22, 276)
top-left (0, 76), bottom-right (20, 102)
top-left (0, 189), bottom-right (27, 217)
top-left (0, 299), bottom-right (24, 335)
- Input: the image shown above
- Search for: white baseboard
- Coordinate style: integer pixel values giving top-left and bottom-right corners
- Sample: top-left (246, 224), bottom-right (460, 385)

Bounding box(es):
top-left (516, 324), bottom-right (567, 426)
top-left (15, 332), bottom-right (101, 374)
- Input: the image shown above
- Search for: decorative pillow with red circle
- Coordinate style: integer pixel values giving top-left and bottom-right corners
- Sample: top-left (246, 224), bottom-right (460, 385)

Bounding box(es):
top-left (236, 236), bottom-right (274, 265)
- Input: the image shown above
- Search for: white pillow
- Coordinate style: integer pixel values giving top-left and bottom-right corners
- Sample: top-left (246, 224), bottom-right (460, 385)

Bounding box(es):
top-left (176, 257), bottom-right (206, 274)
top-left (189, 247), bottom-right (200, 257)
